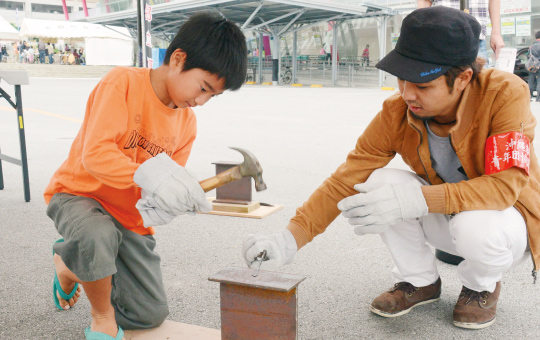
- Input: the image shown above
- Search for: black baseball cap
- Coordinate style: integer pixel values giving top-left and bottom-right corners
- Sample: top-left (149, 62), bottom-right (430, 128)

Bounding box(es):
top-left (376, 7), bottom-right (481, 83)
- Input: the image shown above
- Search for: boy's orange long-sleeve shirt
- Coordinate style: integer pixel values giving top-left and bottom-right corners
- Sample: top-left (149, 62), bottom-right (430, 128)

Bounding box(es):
top-left (44, 67), bottom-right (197, 235)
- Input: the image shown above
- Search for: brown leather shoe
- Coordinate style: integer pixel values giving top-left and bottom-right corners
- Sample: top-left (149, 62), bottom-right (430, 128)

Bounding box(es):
top-left (370, 278), bottom-right (441, 317)
top-left (453, 282), bottom-right (501, 329)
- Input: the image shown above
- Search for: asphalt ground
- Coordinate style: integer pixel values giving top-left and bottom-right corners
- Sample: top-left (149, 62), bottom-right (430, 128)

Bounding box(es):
top-left (1, 77), bottom-right (539, 340)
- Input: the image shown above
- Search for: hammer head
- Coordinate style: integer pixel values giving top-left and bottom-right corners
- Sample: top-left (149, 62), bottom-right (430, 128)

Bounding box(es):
top-left (230, 147), bottom-right (267, 191)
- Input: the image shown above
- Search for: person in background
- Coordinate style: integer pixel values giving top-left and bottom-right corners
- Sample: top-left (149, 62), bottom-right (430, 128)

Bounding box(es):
top-left (323, 43), bottom-right (331, 61)
top-left (78, 49), bottom-right (85, 65)
top-left (417, 0), bottom-right (504, 65)
top-left (27, 45), bottom-right (34, 64)
top-left (73, 49), bottom-right (80, 65)
top-left (13, 42), bottom-right (19, 63)
top-left (47, 43), bottom-right (54, 64)
top-left (528, 31), bottom-right (540, 102)
top-left (319, 45), bottom-right (326, 59)
top-left (38, 40), bottom-right (46, 64)
top-left (362, 44), bottom-right (370, 66)
top-left (18, 41), bottom-right (26, 63)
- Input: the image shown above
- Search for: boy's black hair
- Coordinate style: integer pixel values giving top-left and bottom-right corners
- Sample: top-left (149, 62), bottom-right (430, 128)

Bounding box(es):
top-left (536, 31), bottom-right (540, 39)
top-left (164, 11), bottom-right (247, 91)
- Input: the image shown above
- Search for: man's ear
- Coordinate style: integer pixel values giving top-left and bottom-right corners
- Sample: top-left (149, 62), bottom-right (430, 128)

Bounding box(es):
top-left (170, 48), bottom-right (187, 70)
top-left (455, 68), bottom-right (473, 92)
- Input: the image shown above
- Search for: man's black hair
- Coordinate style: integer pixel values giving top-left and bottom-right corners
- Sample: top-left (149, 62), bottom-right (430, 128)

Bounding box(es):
top-left (444, 57), bottom-right (485, 93)
top-left (164, 11), bottom-right (247, 91)
top-left (536, 31), bottom-right (540, 39)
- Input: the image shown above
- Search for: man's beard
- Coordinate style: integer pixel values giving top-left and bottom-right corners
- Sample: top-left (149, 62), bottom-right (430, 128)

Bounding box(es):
top-left (409, 110), bottom-right (435, 122)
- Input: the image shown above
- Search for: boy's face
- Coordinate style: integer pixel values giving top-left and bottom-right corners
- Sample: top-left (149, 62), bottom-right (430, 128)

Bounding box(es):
top-left (166, 50), bottom-right (225, 109)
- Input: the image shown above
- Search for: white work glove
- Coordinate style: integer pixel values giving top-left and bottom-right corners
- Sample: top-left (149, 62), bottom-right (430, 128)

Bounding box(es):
top-left (242, 229), bottom-right (298, 271)
top-left (133, 153), bottom-right (212, 215)
top-left (337, 180), bottom-right (428, 235)
top-left (136, 189), bottom-right (177, 227)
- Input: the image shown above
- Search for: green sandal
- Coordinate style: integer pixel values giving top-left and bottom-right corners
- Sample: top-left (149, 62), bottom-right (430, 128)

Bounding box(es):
top-left (84, 326), bottom-right (124, 340)
top-left (52, 238), bottom-right (79, 310)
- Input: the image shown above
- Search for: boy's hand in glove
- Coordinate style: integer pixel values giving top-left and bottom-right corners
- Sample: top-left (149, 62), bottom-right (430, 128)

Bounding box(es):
top-left (338, 180), bottom-right (428, 235)
top-left (134, 153), bottom-right (212, 216)
top-left (136, 189), bottom-right (177, 227)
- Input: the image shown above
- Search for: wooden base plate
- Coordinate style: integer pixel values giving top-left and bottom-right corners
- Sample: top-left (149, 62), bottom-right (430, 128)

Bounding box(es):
top-left (203, 197), bottom-right (283, 219)
top-left (211, 200), bottom-right (260, 213)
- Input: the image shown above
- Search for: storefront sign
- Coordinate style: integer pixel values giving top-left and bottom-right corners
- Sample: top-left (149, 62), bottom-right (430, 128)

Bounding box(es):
top-left (391, 33), bottom-right (399, 50)
top-left (501, 17), bottom-right (516, 35)
top-left (501, 0), bottom-right (531, 14)
top-left (515, 16), bottom-right (531, 37)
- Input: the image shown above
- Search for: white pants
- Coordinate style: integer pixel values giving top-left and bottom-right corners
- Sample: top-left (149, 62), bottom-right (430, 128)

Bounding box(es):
top-left (368, 169), bottom-right (530, 293)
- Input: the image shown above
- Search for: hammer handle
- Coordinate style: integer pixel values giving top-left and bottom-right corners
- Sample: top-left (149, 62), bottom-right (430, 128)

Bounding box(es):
top-left (199, 166), bottom-right (243, 192)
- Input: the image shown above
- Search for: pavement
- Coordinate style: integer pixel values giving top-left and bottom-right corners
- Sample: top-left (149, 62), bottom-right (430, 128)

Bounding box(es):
top-left (1, 77), bottom-right (540, 340)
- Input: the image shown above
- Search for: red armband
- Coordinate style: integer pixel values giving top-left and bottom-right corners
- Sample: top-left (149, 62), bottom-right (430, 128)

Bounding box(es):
top-left (485, 132), bottom-right (530, 175)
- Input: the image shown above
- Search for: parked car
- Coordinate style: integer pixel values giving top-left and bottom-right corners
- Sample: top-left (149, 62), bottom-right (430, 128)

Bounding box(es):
top-left (514, 47), bottom-right (529, 83)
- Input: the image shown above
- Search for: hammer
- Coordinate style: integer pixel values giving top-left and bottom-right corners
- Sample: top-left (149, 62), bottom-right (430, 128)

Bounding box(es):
top-left (199, 147), bottom-right (267, 193)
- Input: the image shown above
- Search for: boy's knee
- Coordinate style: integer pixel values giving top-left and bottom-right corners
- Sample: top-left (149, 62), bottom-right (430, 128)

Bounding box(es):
top-left (116, 300), bottom-right (169, 329)
top-left (145, 303), bottom-right (169, 328)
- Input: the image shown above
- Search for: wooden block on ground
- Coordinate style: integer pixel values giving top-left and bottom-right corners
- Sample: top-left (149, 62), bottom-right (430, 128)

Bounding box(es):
top-left (123, 320), bottom-right (220, 340)
top-left (211, 200), bottom-right (260, 213)
top-left (203, 197), bottom-right (283, 219)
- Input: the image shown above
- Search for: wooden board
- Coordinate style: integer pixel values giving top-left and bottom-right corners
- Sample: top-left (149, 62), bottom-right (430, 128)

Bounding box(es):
top-left (211, 200), bottom-right (260, 213)
top-left (124, 320), bottom-right (220, 340)
top-left (203, 197), bottom-right (283, 219)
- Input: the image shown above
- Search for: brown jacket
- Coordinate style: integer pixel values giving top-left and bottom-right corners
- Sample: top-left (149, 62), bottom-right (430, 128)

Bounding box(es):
top-left (288, 69), bottom-right (540, 273)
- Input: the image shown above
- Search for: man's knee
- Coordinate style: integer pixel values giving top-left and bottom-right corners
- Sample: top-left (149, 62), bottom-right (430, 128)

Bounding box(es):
top-left (450, 211), bottom-right (506, 260)
top-left (366, 168), bottom-right (424, 185)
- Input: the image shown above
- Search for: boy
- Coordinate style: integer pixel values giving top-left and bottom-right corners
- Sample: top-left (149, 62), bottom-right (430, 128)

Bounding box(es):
top-left (45, 12), bottom-right (247, 340)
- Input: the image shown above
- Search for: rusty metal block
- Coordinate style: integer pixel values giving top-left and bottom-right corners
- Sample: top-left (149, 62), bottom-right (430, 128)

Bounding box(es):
top-left (213, 161), bottom-right (252, 204)
top-left (209, 267), bottom-right (306, 340)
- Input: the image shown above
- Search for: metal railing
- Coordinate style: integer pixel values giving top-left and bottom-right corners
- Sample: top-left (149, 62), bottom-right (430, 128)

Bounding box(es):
top-left (247, 56), bottom-right (379, 87)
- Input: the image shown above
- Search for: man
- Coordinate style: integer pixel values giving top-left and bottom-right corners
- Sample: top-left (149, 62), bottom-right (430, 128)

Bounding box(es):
top-left (47, 42), bottom-right (54, 64)
top-left (417, 0), bottom-right (504, 64)
top-left (528, 31), bottom-right (540, 102)
top-left (242, 7), bottom-right (539, 330)
top-left (38, 40), bottom-right (46, 64)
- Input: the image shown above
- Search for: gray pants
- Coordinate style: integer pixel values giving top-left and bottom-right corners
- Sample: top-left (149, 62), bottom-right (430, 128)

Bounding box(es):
top-left (529, 71), bottom-right (540, 101)
top-left (47, 193), bottom-right (169, 330)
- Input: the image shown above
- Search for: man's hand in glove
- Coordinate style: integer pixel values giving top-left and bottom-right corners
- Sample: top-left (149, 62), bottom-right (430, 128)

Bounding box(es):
top-left (134, 153), bottom-right (212, 216)
top-left (242, 229), bottom-right (298, 271)
top-left (337, 180), bottom-right (428, 235)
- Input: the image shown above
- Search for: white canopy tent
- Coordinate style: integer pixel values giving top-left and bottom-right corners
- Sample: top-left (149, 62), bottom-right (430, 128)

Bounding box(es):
top-left (19, 18), bottom-right (134, 66)
top-left (0, 15), bottom-right (19, 41)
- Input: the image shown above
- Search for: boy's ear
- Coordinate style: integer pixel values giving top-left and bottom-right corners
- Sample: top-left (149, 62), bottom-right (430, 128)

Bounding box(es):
top-left (171, 48), bottom-right (187, 70)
